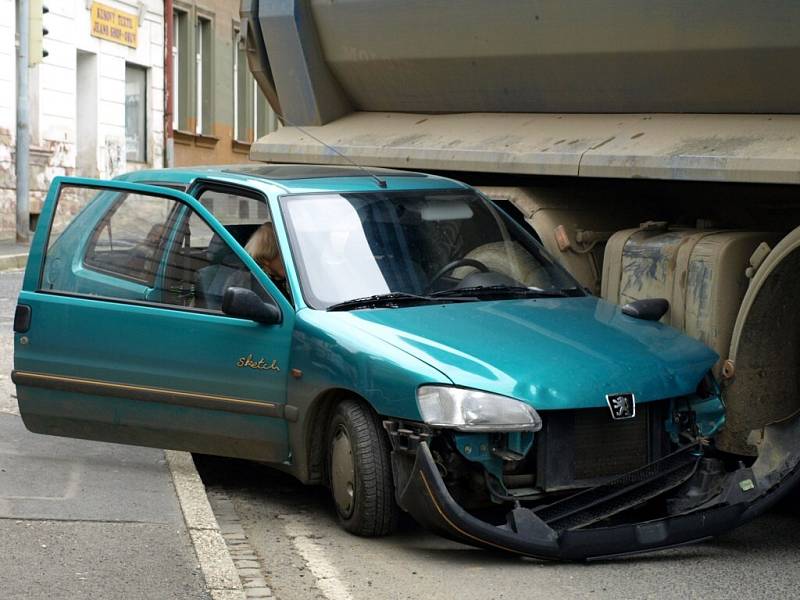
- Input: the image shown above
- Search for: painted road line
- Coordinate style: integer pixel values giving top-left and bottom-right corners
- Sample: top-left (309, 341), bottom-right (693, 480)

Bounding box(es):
top-left (285, 521), bottom-right (354, 600)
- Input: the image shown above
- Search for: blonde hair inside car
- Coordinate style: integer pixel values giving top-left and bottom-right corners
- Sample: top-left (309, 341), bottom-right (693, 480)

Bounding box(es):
top-left (245, 223), bottom-right (280, 273)
top-left (244, 222), bottom-right (289, 303)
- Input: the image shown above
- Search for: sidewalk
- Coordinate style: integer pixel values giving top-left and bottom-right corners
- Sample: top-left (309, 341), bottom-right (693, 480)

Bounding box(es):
top-left (0, 240), bottom-right (29, 271)
top-left (0, 414), bottom-right (210, 599)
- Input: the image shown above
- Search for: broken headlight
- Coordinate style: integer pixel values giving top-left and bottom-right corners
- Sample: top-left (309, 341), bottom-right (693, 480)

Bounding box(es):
top-left (417, 386), bottom-right (542, 432)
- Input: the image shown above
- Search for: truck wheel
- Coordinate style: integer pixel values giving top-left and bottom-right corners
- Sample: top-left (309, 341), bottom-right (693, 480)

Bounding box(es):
top-left (327, 399), bottom-right (398, 536)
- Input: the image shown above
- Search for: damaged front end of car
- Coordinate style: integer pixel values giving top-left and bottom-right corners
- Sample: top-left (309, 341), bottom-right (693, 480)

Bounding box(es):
top-left (384, 381), bottom-right (800, 560)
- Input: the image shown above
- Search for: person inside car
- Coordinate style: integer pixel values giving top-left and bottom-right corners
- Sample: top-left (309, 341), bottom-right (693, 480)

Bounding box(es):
top-left (243, 222), bottom-right (290, 300)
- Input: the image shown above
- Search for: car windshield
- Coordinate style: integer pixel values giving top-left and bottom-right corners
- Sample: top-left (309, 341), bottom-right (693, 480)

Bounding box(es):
top-left (280, 189), bottom-right (582, 309)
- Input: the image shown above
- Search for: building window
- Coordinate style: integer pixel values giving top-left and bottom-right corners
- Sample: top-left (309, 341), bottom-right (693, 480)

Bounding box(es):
top-left (234, 28), bottom-right (277, 144)
top-left (125, 63), bottom-right (147, 162)
top-left (196, 16), bottom-right (212, 135)
top-left (233, 28), bottom-right (250, 142)
top-left (255, 85), bottom-right (276, 139)
top-left (173, 9), bottom-right (189, 131)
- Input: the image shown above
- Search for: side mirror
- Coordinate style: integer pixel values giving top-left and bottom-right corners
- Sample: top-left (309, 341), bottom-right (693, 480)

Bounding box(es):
top-left (222, 287), bottom-right (281, 324)
top-left (622, 298), bottom-right (669, 321)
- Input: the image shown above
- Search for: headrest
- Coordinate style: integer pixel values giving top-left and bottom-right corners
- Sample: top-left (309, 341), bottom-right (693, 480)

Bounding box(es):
top-left (206, 234), bottom-right (237, 264)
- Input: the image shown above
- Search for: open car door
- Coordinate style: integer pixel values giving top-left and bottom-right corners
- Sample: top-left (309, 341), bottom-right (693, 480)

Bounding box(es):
top-left (13, 177), bottom-right (294, 462)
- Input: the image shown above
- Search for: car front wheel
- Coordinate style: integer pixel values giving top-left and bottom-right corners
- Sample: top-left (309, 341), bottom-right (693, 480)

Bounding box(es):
top-left (327, 399), bottom-right (398, 536)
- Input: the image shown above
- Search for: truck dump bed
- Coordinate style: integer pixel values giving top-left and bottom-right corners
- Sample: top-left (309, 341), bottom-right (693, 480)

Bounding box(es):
top-left (242, 0), bottom-right (800, 183)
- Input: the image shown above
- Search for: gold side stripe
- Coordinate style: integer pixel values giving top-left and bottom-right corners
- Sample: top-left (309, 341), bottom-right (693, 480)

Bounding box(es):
top-left (15, 371), bottom-right (277, 411)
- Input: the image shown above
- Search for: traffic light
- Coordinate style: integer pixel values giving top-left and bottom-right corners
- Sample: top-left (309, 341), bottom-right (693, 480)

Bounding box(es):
top-left (29, 0), bottom-right (49, 66)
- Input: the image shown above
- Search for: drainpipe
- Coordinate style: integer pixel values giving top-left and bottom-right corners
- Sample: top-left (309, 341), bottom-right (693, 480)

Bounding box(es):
top-left (15, 0), bottom-right (30, 242)
top-left (164, 0), bottom-right (174, 167)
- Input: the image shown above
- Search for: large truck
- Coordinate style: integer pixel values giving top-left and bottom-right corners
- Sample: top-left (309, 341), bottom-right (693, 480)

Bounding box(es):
top-left (240, 0), bottom-right (800, 552)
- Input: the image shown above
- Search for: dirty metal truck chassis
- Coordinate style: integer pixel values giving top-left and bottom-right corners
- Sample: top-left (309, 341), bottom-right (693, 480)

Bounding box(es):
top-left (384, 413), bottom-right (800, 560)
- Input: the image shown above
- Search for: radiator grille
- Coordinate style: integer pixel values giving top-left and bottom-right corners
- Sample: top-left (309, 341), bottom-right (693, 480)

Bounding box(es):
top-left (536, 402), bottom-right (664, 491)
top-left (573, 408), bottom-right (649, 479)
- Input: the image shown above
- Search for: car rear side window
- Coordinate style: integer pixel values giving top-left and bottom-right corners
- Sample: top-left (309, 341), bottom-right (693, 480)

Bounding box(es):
top-left (196, 188), bottom-right (270, 225)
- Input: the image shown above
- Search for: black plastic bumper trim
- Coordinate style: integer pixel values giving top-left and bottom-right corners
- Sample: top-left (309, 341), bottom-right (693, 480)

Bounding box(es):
top-left (397, 441), bottom-right (800, 561)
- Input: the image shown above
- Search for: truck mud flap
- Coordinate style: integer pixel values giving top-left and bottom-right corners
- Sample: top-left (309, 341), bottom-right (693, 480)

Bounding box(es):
top-left (396, 441), bottom-right (800, 561)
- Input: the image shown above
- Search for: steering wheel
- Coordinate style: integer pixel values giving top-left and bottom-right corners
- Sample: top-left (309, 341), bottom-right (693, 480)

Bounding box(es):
top-left (425, 258), bottom-right (490, 294)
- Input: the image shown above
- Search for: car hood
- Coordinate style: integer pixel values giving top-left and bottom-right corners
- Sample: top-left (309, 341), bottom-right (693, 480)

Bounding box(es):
top-left (341, 296), bottom-right (718, 410)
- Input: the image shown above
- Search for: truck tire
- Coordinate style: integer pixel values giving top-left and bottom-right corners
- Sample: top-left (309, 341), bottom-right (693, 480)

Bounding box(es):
top-left (327, 399), bottom-right (398, 536)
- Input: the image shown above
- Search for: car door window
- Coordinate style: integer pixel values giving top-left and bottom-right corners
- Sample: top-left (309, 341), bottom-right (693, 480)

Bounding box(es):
top-left (83, 193), bottom-right (174, 285)
top-left (42, 186), bottom-right (179, 298)
top-left (40, 182), bottom-right (268, 313)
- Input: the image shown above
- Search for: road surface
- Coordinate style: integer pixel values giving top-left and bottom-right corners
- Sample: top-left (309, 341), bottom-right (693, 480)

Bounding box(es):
top-left (196, 453), bottom-right (800, 600)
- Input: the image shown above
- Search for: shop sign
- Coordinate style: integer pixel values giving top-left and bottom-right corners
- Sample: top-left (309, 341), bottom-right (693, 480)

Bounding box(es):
top-left (90, 2), bottom-right (138, 48)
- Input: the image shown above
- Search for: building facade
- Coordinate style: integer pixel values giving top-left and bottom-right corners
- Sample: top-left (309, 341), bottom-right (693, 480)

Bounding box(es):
top-left (0, 0), bottom-right (167, 240)
top-left (0, 0), bottom-right (274, 241)
top-left (169, 0), bottom-right (277, 167)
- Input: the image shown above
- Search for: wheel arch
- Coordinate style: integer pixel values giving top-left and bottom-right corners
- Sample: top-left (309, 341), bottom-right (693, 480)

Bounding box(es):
top-left (300, 387), bottom-right (377, 485)
top-left (719, 226), bottom-right (800, 455)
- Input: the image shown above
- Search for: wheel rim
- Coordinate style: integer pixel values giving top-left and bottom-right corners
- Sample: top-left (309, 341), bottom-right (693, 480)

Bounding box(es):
top-left (330, 425), bottom-right (356, 518)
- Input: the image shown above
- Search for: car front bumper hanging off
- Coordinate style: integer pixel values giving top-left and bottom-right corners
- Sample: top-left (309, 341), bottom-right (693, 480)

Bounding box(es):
top-left (394, 439), bottom-right (800, 561)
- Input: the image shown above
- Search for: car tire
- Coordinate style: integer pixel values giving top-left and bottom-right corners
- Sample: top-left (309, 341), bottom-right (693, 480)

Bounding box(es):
top-left (327, 399), bottom-right (398, 537)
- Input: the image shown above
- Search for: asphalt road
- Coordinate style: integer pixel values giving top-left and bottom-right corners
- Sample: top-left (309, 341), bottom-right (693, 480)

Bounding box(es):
top-left (196, 453), bottom-right (800, 600)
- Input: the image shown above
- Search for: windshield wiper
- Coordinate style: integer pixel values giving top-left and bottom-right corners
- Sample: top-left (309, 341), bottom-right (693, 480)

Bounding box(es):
top-left (327, 286), bottom-right (580, 311)
top-left (327, 292), bottom-right (451, 312)
top-left (430, 285), bottom-right (572, 299)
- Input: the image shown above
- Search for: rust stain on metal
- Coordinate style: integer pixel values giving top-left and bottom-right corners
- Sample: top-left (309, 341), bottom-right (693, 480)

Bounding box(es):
top-left (722, 359), bottom-right (736, 379)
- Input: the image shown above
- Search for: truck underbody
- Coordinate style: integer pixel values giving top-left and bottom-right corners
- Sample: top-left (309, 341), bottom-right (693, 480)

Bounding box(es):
top-left (240, 0), bottom-right (800, 557)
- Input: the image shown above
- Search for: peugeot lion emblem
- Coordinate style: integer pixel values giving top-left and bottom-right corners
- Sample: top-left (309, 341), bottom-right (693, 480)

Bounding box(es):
top-left (606, 392), bottom-right (636, 420)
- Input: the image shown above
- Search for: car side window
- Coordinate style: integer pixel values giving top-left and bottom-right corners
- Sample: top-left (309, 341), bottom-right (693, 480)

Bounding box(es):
top-left (42, 186), bottom-right (179, 298)
top-left (83, 193), bottom-right (175, 286)
top-left (40, 183), bottom-right (269, 313)
top-left (157, 209), bottom-right (268, 310)
top-left (197, 188), bottom-right (269, 225)
top-left (193, 186), bottom-right (292, 304)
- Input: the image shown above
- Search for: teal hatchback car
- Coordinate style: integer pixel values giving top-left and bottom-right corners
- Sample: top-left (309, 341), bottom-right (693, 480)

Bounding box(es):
top-left (14, 165), bottom-right (754, 560)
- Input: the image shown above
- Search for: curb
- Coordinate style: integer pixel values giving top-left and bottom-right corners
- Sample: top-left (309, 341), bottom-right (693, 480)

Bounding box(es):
top-left (208, 489), bottom-right (276, 599)
top-left (0, 254), bottom-right (27, 271)
top-left (165, 450), bottom-right (246, 600)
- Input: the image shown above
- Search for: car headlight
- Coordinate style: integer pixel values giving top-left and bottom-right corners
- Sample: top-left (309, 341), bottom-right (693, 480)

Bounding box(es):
top-left (417, 386), bottom-right (542, 432)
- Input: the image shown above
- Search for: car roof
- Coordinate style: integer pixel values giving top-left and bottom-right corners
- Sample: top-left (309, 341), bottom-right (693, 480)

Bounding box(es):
top-left (115, 164), bottom-right (467, 194)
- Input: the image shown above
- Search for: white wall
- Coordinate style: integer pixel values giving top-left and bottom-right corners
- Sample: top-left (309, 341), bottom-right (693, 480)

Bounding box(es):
top-left (0, 0), bottom-right (15, 137)
top-left (0, 0), bottom-right (165, 240)
top-left (40, 0), bottom-right (165, 179)
top-left (76, 51), bottom-right (98, 175)
top-left (0, 0), bottom-right (17, 237)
